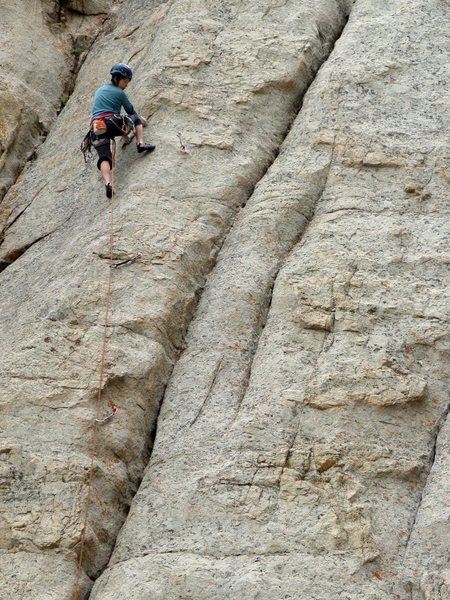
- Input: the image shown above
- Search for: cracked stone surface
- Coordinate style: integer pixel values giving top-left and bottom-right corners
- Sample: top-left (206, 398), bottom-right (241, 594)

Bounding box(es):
top-left (90, 0), bottom-right (450, 598)
top-left (0, 0), bottom-right (353, 598)
top-left (0, 1), bottom-right (107, 205)
top-left (403, 411), bottom-right (450, 599)
top-left (1, 0), bottom-right (450, 598)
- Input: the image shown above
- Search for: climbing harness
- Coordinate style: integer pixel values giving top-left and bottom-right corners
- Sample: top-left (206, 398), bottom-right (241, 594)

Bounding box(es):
top-left (81, 115), bottom-right (133, 162)
top-left (74, 139), bottom-right (118, 600)
top-left (104, 114), bottom-right (132, 137)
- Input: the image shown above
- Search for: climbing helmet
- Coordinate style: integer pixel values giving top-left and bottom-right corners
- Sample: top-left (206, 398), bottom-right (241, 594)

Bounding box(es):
top-left (110, 63), bottom-right (133, 80)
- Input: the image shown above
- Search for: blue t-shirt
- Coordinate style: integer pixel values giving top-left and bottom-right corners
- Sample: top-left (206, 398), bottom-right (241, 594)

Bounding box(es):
top-left (92, 83), bottom-right (137, 118)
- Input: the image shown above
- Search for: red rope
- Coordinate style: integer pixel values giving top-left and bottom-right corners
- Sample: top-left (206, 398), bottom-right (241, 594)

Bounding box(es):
top-left (73, 140), bottom-right (117, 600)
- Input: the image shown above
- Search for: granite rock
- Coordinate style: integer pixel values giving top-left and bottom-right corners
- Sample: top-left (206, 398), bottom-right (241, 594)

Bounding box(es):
top-left (1, 0), bottom-right (450, 598)
top-left (0, 1), bottom-right (107, 203)
top-left (90, 0), bottom-right (450, 598)
top-left (0, 0), bottom-right (353, 597)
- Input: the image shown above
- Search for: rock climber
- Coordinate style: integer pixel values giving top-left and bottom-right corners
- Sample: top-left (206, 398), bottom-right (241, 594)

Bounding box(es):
top-left (90, 63), bottom-right (155, 198)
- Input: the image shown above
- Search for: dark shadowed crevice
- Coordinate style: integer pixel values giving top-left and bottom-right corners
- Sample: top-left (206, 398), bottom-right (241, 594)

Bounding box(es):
top-left (0, 234), bottom-right (54, 274)
top-left (137, 9), bottom-right (347, 460)
top-left (229, 151), bottom-right (335, 424)
top-left (59, 14), bottom-right (109, 114)
top-left (0, 212), bottom-right (75, 273)
top-left (403, 399), bottom-right (450, 555)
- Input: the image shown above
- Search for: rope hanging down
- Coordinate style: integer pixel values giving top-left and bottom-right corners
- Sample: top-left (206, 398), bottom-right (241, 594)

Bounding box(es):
top-left (73, 140), bottom-right (118, 600)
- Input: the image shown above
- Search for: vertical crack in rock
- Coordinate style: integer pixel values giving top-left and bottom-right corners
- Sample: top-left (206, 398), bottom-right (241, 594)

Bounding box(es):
top-left (146, 10), bottom-right (343, 444)
top-left (84, 0), bottom-right (450, 597)
top-left (0, 2), bottom-right (109, 216)
top-left (230, 174), bottom-right (329, 424)
top-left (0, 16), bottom-right (105, 255)
top-left (87, 7), bottom-right (349, 588)
top-left (86, 4), bottom-right (353, 597)
top-left (229, 143), bottom-right (336, 423)
top-left (403, 401), bottom-right (450, 556)
top-left (401, 398), bottom-right (450, 600)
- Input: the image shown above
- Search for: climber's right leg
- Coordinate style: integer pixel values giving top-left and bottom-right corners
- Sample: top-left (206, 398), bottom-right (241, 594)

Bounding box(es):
top-left (93, 137), bottom-right (113, 198)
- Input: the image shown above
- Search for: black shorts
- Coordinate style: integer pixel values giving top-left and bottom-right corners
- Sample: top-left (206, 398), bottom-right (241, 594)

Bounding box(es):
top-left (92, 136), bottom-right (113, 170)
top-left (92, 114), bottom-right (142, 169)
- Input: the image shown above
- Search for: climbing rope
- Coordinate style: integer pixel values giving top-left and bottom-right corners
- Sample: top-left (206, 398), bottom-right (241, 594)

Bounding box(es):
top-left (73, 140), bottom-right (118, 600)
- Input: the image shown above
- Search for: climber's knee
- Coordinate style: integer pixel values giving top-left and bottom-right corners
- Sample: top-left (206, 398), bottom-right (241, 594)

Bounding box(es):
top-left (97, 156), bottom-right (112, 170)
top-left (130, 113), bottom-right (142, 127)
top-left (93, 137), bottom-right (112, 170)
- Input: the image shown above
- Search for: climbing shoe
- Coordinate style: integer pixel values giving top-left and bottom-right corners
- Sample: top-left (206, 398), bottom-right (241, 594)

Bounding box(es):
top-left (105, 183), bottom-right (113, 198)
top-left (137, 143), bottom-right (156, 153)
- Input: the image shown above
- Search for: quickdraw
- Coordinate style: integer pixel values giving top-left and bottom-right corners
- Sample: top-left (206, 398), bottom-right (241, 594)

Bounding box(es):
top-left (177, 131), bottom-right (189, 154)
top-left (80, 130), bottom-right (93, 162)
top-left (95, 398), bottom-right (119, 424)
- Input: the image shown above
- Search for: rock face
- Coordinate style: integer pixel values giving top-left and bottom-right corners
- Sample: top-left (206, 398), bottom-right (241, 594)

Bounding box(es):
top-left (1, 0), bottom-right (450, 599)
top-left (0, 1), bottom-right (107, 205)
